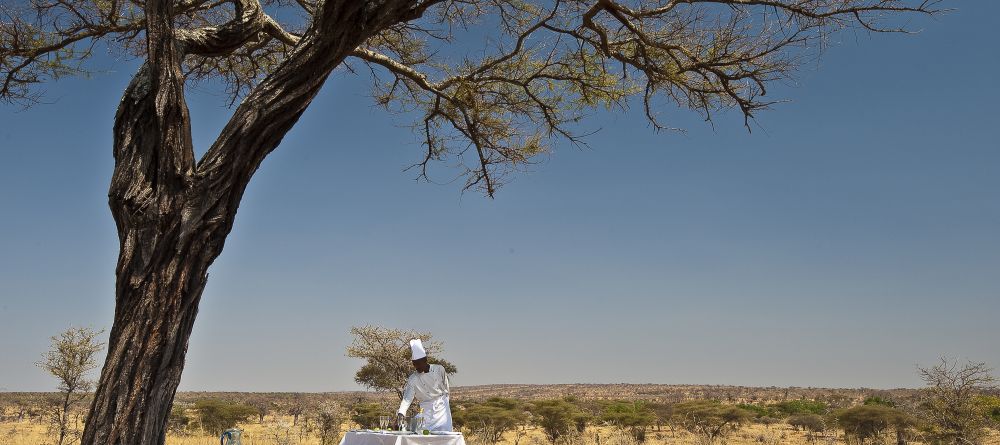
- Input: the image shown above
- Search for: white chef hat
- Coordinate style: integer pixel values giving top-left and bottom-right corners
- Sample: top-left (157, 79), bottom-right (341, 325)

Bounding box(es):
top-left (409, 338), bottom-right (427, 360)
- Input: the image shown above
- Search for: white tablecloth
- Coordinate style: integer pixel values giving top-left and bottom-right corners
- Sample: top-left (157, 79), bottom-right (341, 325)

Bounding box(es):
top-left (339, 431), bottom-right (466, 445)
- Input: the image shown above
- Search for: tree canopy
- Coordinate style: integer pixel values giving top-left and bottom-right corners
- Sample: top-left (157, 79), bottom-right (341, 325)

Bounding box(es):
top-left (346, 325), bottom-right (456, 399)
top-left (1, 0), bottom-right (942, 195)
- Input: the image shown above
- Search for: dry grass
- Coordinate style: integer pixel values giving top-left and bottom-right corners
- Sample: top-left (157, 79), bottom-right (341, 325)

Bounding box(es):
top-left (3, 418), bottom-right (999, 445)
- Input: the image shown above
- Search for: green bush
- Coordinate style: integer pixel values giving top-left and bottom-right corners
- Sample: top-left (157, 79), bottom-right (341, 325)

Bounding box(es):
top-left (168, 405), bottom-right (192, 434)
top-left (771, 400), bottom-right (828, 416)
top-left (600, 401), bottom-right (656, 443)
top-left (530, 399), bottom-right (589, 444)
top-left (736, 403), bottom-right (775, 419)
top-left (453, 398), bottom-right (526, 445)
top-left (787, 414), bottom-right (825, 433)
top-left (835, 405), bottom-right (913, 445)
top-left (350, 403), bottom-right (383, 430)
top-left (672, 400), bottom-right (752, 444)
top-left (194, 399), bottom-right (257, 436)
top-left (863, 396), bottom-right (896, 408)
top-left (980, 396), bottom-right (1000, 423)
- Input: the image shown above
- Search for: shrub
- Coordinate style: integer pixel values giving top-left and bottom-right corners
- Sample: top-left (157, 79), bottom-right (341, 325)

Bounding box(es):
top-left (835, 405), bottom-right (913, 445)
top-left (315, 403), bottom-right (346, 445)
top-left (737, 403), bottom-right (776, 420)
top-left (863, 397), bottom-right (896, 408)
top-left (168, 405), bottom-right (192, 434)
top-left (788, 414), bottom-right (825, 433)
top-left (453, 398), bottom-right (526, 445)
top-left (671, 400), bottom-right (752, 444)
top-left (600, 401), bottom-right (656, 443)
top-left (979, 396), bottom-right (1000, 423)
top-left (530, 399), bottom-right (588, 444)
top-left (771, 400), bottom-right (828, 417)
top-left (194, 399), bottom-right (257, 436)
top-left (917, 359), bottom-right (997, 445)
top-left (349, 403), bottom-right (383, 430)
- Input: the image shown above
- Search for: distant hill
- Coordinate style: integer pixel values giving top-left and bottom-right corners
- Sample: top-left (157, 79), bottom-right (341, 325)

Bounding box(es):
top-left (1, 383), bottom-right (924, 408)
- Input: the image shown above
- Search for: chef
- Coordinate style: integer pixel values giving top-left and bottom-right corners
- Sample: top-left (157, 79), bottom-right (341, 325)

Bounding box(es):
top-left (396, 338), bottom-right (453, 431)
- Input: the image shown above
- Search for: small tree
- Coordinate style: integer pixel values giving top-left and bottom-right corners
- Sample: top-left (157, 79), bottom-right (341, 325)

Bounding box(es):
top-left (835, 405), bottom-right (914, 445)
top-left (453, 398), bottom-right (527, 445)
top-left (193, 399), bottom-right (257, 436)
top-left (788, 413), bottom-right (826, 440)
top-left (246, 395), bottom-right (274, 423)
top-left (36, 327), bottom-right (104, 445)
top-left (315, 402), bottom-right (346, 445)
top-left (772, 400), bottom-right (829, 417)
top-left (671, 400), bottom-right (752, 445)
top-left (530, 399), bottom-right (588, 444)
top-left (346, 325), bottom-right (457, 401)
top-left (350, 403), bottom-right (384, 430)
top-left (917, 358), bottom-right (997, 445)
top-left (600, 401), bottom-right (656, 443)
top-left (167, 405), bottom-right (193, 434)
top-left (864, 397), bottom-right (898, 408)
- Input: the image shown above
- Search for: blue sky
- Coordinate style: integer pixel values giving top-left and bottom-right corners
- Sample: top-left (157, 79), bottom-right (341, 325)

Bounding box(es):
top-left (1, 2), bottom-right (998, 392)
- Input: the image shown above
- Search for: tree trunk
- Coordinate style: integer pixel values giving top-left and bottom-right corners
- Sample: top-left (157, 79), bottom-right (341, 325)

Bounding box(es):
top-left (77, 0), bottom-right (424, 442)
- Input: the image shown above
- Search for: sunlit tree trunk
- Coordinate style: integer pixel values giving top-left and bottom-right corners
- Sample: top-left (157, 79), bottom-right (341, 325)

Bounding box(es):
top-left (79, 0), bottom-right (418, 442)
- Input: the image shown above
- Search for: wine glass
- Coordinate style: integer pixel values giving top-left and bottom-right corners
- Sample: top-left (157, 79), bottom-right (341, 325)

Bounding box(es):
top-left (378, 415), bottom-right (387, 431)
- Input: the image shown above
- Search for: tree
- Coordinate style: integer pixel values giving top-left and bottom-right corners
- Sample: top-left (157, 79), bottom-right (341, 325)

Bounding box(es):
top-left (772, 399), bottom-right (829, 417)
top-left (600, 401), bottom-right (656, 443)
top-left (916, 358), bottom-right (997, 445)
top-left (453, 398), bottom-right (527, 445)
top-left (246, 394), bottom-right (274, 423)
top-left (349, 402), bottom-right (385, 430)
top-left (671, 400), bottom-right (752, 445)
top-left (530, 399), bottom-right (589, 444)
top-left (834, 405), bottom-right (914, 445)
top-left (36, 327), bottom-right (104, 445)
top-left (314, 402), bottom-right (346, 445)
top-left (1, 0), bottom-right (944, 442)
top-left (193, 399), bottom-right (257, 436)
top-left (788, 414), bottom-right (826, 436)
top-left (346, 325), bottom-right (456, 400)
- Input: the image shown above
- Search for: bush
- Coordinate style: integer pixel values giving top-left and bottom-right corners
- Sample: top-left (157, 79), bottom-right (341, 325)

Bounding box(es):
top-left (453, 398), bottom-right (526, 445)
top-left (835, 405), bottom-right (913, 445)
top-left (979, 396), bottom-right (1000, 423)
top-left (788, 414), bottom-right (825, 433)
top-left (771, 400), bottom-right (828, 417)
top-left (530, 399), bottom-right (589, 444)
top-left (350, 403), bottom-right (383, 430)
top-left (917, 359), bottom-right (997, 445)
top-left (168, 405), bottom-right (192, 434)
top-left (315, 402), bottom-right (346, 445)
top-left (194, 399), bottom-right (257, 436)
top-left (737, 403), bottom-right (776, 420)
top-left (863, 397), bottom-right (896, 408)
top-left (600, 401), bottom-right (656, 443)
top-left (671, 400), bottom-right (752, 444)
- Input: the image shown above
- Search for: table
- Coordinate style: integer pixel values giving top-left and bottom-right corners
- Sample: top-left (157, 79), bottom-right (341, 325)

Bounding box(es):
top-left (339, 431), bottom-right (466, 445)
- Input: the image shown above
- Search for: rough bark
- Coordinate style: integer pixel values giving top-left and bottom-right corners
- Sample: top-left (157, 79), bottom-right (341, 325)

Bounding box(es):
top-left (80, 0), bottom-right (423, 444)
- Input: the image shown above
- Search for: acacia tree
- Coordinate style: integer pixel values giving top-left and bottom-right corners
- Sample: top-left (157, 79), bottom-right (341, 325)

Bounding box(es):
top-left (1, 0), bottom-right (943, 443)
top-left (36, 327), bottom-right (105, 445)
top-left (346, 325), bottom-right (456, 400)
top-left (917, 358), bottom-right (997, 445)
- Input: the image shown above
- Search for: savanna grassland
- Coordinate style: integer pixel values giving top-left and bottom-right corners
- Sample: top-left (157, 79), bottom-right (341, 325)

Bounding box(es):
top-left (2, 385), bottom-right (999, 445)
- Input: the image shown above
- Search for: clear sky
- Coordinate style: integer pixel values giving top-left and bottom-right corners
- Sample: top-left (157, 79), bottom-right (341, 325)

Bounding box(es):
top-left (1, 2), bottom-right (998, 393)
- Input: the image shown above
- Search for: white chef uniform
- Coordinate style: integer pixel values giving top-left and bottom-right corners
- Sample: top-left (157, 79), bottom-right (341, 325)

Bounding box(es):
top-left (397, 339), bottom-right (453, 431)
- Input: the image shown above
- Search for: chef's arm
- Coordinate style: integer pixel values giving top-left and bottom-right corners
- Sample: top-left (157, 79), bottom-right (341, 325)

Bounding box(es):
top-left (398, 381), bottom-right (415, 415)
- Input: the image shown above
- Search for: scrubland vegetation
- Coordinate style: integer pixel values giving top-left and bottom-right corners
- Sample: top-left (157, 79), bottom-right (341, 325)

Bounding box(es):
top-left (3, 378), bottom-right (999, 445)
